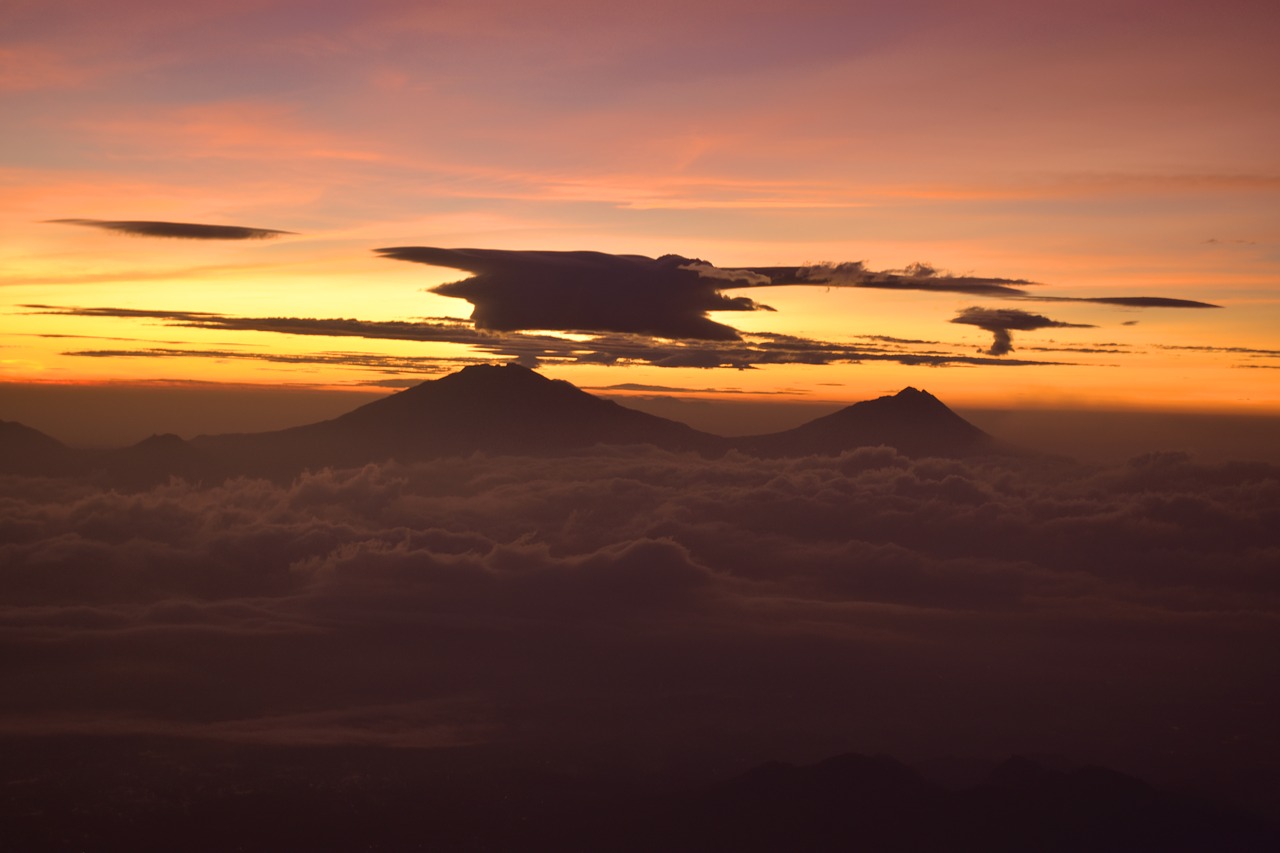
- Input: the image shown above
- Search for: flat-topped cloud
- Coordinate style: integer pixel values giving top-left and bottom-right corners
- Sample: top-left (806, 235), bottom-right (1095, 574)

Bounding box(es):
top-left (378, 247), bottom-right (772, 340)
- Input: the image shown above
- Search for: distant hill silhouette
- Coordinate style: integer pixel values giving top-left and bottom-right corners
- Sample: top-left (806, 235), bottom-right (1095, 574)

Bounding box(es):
top-left (4, 365), bottom-right (1012, 480)
top-left (96, 433), bottom-right (220, 489)
top-left (736, 386), bottom-right (997, 458)
top-left (4, 738), bottom-right (1275, 852)
top-left (625, 753), bottom-right (1279, 852)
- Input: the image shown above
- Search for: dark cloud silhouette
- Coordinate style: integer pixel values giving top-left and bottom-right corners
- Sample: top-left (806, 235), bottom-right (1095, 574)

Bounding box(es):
top-left (375, 248), bottom-right (1219, 348)
top-left (377, 247), bottom-right (772, 340)
top-left (951, 306), bottom-right (1095, 355)
top-left (29, 304), bottom-right (1069, 369)
top-left (47, 219), bottom-right (295, 240)
top-left (1159, 344), bottom-right (1280, 357)
top-left (745, 263), bottom-right (1220, 308)
top-left (759, 261), bottom-right (1035, 296)
top-left (1052, 295), bottom-right (1220, 308)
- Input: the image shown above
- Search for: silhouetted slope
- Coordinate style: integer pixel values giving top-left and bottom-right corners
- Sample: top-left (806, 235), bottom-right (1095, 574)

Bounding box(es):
top-left (5, 739), bottom-right (1276, 852)
top-left (0, 420), bottom-right (83, 475)
top-left (734, 387), bottom-right (997, 458)
top-left (193, 363), bottom-right (725, 473)
top-left (96, 433), bottom-right (219, 489)
top-left (626, 754), bottom-right (1280, 852)
top-left (659, 753), bottom-right (945, 851)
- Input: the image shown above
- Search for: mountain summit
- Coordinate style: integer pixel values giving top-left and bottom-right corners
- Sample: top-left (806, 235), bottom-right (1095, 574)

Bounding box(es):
top-left (735, 386), bottom-right (995, 458)
top-left (192, 363), bottom-right (723, 474)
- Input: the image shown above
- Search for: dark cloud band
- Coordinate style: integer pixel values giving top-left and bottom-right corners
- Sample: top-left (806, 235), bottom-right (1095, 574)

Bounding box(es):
top-left (47, 219), bottom-right (295, 240)
top-left (29, 304), bottom-right (1067, 370)
top-left (378, 247), bottom-right (1220, 346)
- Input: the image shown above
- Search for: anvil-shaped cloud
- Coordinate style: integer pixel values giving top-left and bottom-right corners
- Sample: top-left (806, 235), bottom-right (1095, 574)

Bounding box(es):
top-left (377, 247), bottom-right (772, 340)
top-left (952, 306), bottom-right (1095, 355)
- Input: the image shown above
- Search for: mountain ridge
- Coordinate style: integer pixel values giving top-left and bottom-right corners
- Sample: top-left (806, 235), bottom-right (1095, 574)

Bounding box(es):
top-left (4, 364), bottom-right (1006, 480)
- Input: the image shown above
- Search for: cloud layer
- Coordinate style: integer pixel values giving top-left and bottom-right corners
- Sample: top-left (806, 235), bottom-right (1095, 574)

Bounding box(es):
top-left (2, 448), bottom-right (1277, 779)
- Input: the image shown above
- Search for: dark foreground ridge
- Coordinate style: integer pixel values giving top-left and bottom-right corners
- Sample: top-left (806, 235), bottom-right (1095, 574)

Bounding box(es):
top-left (2, 363), bottom-right (1004, 482)
top-left (3, 737), bottom-right (1275, 852)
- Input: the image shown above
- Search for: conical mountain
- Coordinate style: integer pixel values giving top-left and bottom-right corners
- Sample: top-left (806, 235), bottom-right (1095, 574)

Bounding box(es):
top-left (0, 420), bottom-right (83, 475)
top-left (733, 387), bottom-right (996, 458)
top-left (193, 363), bottom-right (724, 474)
top-left (96, 433), bottom-right (219, 488)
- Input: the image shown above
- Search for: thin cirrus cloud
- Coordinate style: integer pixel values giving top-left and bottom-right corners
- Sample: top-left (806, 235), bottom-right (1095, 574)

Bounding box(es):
top-left (951, 307), bottom-right (1096, 356)
top-left (46, 219), bottom-right (296, 240)
top-left (27, 304), bottom-right (1068, 370)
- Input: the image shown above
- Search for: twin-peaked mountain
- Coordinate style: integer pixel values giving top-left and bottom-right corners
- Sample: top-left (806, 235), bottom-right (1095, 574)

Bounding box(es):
top-left (2, 364), bottom-right (1002, 482)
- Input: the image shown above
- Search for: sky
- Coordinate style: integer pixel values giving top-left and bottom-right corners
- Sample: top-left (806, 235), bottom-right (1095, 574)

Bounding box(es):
top-left (3, 0), bottom-right (1279, 438)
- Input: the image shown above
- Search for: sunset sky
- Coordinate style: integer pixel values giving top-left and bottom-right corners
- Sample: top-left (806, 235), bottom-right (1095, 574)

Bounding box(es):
top-left (4, 0), bottom-right (1279, 437)
top-left (6, 5), bottom-right (1280, 841)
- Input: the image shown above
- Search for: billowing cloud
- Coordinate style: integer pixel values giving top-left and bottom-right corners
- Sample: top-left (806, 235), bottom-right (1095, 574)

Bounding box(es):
top-left (47, 219), bottom-right (295, 240)
top-left (951, 306), bottom-right (1095, 355)
top-left (1, 447), bottom-right (1277, 781)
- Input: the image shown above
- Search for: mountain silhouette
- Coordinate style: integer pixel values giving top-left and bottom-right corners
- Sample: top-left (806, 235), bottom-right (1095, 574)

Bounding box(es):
top-left (736, 386), bottom-right (997, 458)
top-left (620, 753), bottom-right (1279, 852)
top-left (7, 366), bottom-right (1011, 480)
top-left (6, 741), bottom-right (1276, 852)
top-left (97, 433), bottom-right (219, 488)
top-left (191, 363), bottom-right (725, 475)
top-left (0, 420), bottom-right (82, 475)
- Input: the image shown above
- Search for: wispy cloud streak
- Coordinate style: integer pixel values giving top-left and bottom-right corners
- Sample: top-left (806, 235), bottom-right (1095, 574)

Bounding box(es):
top-left (47, 219), bottom-right (295, 240)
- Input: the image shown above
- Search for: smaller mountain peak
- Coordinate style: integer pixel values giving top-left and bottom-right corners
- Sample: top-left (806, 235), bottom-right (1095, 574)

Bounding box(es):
top-left (133, 433), bottom-right (187, 449)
